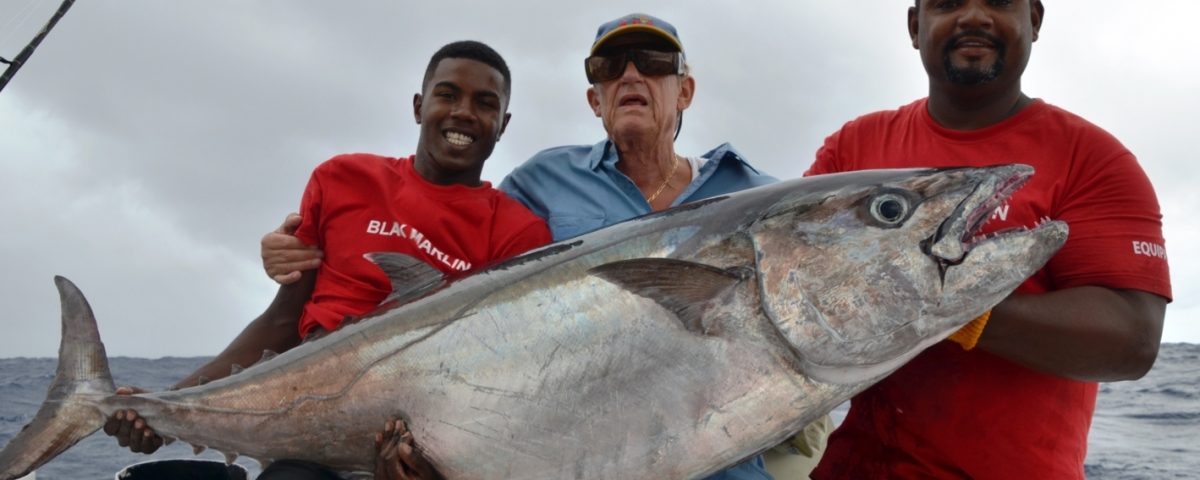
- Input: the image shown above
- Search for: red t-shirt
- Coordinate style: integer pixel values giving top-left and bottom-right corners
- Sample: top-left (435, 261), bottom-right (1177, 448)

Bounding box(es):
top-left (807, 99), bottom-right (1172, 479)
top-left (294, 154), bottom-right (551, 337)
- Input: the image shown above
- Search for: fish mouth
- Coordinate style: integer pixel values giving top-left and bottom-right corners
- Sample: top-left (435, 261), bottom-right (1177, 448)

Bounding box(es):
top-left (924, 164), bottom-right (1033, 278)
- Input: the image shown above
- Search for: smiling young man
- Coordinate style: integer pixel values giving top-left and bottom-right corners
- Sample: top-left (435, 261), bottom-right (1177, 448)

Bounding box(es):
top-left (807, 1), bottom-right (1172, 478)
top-left (102, 40), bottom-right (550, 480)
top-left (284, 42), bottom-right (549, 342)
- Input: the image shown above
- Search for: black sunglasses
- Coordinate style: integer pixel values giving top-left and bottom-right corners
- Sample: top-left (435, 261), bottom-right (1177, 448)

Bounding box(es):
top-left (584, 49), bottom-right (685, 84)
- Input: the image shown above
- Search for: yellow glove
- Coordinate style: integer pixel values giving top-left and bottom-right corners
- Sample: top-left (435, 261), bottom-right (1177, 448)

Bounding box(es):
top-left (765, 414), bottom-right (833, 478)
top-left (948, 310), bottom-right (991, 350)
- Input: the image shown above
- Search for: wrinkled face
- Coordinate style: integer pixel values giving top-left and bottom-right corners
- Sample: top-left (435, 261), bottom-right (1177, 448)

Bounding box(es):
top-left (586, 34), bottom-right (694, 145)
top-left (908, 0), bottom-right (1042, 86)
top-left (748, 166), bottom-right (1066, 384)
top-left (413, 58), bottom-right (511, 185)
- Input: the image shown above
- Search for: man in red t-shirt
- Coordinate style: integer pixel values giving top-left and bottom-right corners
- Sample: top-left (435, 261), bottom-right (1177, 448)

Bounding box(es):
top-left (102, 41), bottom-right (550, 479)
top-left (809, 2), bottom-right (1171, 479)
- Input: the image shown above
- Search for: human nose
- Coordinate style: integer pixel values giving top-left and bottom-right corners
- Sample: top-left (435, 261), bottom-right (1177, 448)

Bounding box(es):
top-left (957, 0), bottom-right (994, 30)
top-left (449, 97), bottom-right (476, 121)
top-left (619, 60), bottom-right (644, 82)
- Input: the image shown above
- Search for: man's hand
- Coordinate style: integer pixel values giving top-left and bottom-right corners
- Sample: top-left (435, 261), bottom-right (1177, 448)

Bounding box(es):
top-left (102, 387), bottom-right (164, 454)
top-left (262, 213), bottom-right (323, 285)
top-left (375, 418), bottom-right (443, 480)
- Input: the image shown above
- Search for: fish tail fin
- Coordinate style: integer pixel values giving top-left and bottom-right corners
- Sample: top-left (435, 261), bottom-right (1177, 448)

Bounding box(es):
top-left (0, 277), bottom-right (114, 480)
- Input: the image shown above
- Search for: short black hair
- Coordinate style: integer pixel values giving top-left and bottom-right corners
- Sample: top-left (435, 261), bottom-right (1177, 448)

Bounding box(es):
top-left (422, 40), bottom-right (512, 98)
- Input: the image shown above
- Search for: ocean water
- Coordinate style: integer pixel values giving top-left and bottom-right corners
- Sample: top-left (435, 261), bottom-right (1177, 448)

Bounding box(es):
top-left (1, 344), bottom-right (1197, 479)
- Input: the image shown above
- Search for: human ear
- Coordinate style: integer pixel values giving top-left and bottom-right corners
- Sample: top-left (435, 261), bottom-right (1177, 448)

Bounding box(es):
top-left (908, 6), bottom-right (919, 49)
top-left (586, 86), bottom-right (602, 118)
top-left (412, 93), bottom-right (423, 124)
top-left (676, 75), bottom-right (695, 111)
top-left (498, 112), bottom-right (512, 140)
top-left (1030, 0), bottom-right (1044, 42)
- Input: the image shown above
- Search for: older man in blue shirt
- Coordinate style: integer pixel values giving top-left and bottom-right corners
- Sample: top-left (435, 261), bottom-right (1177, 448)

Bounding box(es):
top-left (501, 141), bottom-right (771, 241)
top-left (498, 14), bottom-right (787, 480)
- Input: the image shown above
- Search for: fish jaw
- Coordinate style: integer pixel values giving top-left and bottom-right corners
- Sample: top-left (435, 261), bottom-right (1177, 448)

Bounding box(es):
top-left (922, 164), bottom-right (1068, 330)
top-left (749, 165), bottom-right (1066, 385)
top-left (936, 219), bottom-right (1068, 318)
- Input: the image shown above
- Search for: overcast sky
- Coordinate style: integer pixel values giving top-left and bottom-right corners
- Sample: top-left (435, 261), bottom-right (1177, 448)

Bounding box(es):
top-left (1, 1), bottom-right (1196, 358)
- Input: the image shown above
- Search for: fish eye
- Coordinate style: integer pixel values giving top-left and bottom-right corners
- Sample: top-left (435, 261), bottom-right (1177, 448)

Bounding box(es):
top-left (870, 193), bottom-right (909, 226)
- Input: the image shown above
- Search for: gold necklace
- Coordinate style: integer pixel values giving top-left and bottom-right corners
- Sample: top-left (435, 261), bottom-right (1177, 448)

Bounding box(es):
top-left (645, 158), bottom-right (679, 204)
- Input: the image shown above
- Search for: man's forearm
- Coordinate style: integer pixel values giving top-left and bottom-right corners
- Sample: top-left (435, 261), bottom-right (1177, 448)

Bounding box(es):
top-left (979, 286), bottom-right (1167, 382)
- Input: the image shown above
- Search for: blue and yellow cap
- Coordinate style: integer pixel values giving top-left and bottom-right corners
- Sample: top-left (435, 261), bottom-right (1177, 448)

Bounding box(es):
top-left (590, 13), bottom-right (684, 56)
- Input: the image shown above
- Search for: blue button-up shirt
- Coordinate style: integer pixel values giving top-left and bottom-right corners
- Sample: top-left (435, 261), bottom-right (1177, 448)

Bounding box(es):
top-left (500, 139), bottom-right (777, 479)
top-left (501, 139), bottom-right (777, 241)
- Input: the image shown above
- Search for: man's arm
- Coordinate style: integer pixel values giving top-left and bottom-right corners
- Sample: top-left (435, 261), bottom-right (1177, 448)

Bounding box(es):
top-left (980, 286), bottom-right (1166, 382)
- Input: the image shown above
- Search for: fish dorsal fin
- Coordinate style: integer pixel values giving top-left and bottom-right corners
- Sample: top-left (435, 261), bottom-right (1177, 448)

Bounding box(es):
top-left (589, 258), bottom-right (748, 335)
top-left (365, 252), bottom-right (446, 305)
top-left (192, 443), bottom-right (207, 455)
top-left (222, 450), bottom-right (238, 465)
top-left (260, 350), bottom-right (278, 363)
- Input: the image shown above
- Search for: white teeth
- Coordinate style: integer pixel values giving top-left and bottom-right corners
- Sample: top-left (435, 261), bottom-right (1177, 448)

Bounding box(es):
top-left (445, 131), bottom-right (474, 146)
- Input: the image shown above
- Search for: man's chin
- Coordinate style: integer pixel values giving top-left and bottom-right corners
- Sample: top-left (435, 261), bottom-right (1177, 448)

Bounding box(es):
top-left (943, 62), bottom-right (1003, 86)
top-left (429, 149), bottom-right (486, 170)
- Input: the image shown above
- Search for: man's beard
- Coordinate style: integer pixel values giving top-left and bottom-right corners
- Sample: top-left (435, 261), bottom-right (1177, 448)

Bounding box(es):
top-left (942, 31), bottom-right (1007, 85)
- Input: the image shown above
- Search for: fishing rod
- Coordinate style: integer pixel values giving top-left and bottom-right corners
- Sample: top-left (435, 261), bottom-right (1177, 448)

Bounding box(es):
top-left (0, 0), bottom-right (75, 95)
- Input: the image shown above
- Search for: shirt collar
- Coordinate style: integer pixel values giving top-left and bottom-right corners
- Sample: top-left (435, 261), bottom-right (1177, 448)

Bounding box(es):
top-left (590, 139), bottom-right (758, 174)
top-left (588, 139), bottom-right (614, 171)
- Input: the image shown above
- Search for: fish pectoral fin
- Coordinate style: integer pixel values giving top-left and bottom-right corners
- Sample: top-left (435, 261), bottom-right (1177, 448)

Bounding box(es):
top-left (589, 258), bottom-right (748, 335)
top-left (366, 252), bottom-right (446, 305)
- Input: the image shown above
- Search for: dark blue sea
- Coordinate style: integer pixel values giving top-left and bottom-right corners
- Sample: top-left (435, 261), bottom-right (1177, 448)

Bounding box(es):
top-left (2, 344), bottom-right (1198, 479)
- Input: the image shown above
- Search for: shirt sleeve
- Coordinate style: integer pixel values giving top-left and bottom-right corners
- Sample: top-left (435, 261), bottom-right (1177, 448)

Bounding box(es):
top-left (492, 215), bottom-right (553, 262)
top-left (498, 173), bottom-right (547, 220)
top-left (293, 164), bottom-right (325, 247)
top-left (1045, 150), bottom-right (1172, 300)
top-left (805, 124), bottom-right (851, 177)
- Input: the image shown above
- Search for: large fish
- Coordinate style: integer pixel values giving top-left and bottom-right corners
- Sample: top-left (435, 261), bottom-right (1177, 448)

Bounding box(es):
top-left (1, 165), bottom-right (1066, 479)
